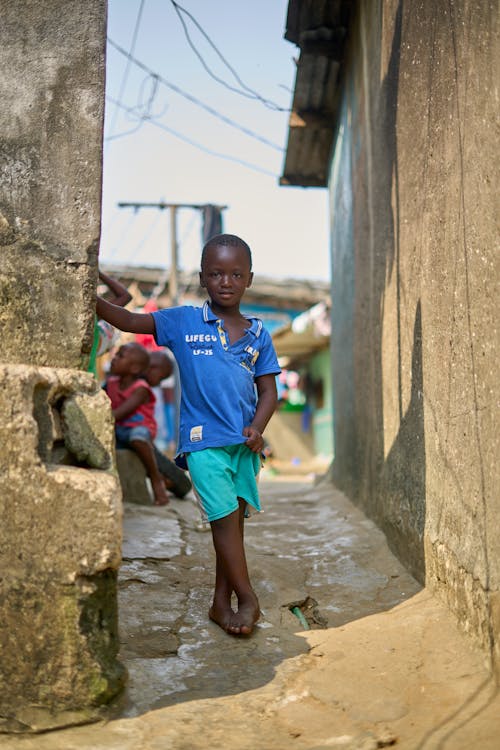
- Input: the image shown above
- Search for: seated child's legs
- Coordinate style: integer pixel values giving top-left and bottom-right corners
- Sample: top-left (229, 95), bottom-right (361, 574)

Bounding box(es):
top-left (115, 425), bottom-right (170, 507)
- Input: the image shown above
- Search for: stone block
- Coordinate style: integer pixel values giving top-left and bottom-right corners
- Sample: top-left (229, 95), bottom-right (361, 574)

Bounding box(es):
top-left (0, 365), bottom-right (125, 731)
top-left (116, 449), bottom-right (153, 506)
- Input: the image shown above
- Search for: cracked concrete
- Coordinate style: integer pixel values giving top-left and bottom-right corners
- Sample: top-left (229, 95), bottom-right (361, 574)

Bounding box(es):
top-left (1, 472), bottom-right (498, 749)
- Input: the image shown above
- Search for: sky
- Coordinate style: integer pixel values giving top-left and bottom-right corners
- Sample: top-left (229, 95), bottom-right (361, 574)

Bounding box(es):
top-left (100, 0), bottom-right (330, 282)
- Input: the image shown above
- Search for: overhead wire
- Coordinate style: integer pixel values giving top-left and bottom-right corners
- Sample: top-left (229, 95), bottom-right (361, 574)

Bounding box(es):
top-left (107, 0), bottom-right (146, 141)
top-left (103, 209), bottom-right (139, 261)
top-left (148, 210), bottom-right (198, 299)
top-left (178, 210), bottom-right (199, 250)
top-left (169, 0), bottom-right (290, 112)
top-left (107, 38), bottom-right (284, 152)
top-left (121, 210), bottom-right (163, 265)
top-left (106, 94), bottom-right (278, 178)
top-left (105, 119), bottom-right (144, 142)
top-left (105, 71), bottom-right (168, 142)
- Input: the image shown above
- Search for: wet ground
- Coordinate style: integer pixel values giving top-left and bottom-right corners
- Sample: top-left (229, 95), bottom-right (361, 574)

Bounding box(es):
top-left (1, 472), bottom-right (498, 749)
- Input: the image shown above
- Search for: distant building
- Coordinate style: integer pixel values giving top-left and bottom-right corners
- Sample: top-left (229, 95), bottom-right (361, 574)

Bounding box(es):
top-left (272, 301), bottom-right (333, 460)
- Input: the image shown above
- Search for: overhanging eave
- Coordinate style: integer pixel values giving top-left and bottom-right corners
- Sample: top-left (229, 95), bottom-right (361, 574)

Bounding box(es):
top-left (280, 0), bottom-right (353, 188)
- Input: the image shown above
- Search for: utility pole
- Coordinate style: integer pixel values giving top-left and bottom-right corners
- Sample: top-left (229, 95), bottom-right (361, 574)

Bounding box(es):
top-left (169, 205), bottom-right (178, 304)
top-left (118, 201), bottom-right (227, 305)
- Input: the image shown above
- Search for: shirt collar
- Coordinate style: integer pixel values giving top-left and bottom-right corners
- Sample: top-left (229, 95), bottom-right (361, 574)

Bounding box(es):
top-left (202, 301), bottom-right (262, 338)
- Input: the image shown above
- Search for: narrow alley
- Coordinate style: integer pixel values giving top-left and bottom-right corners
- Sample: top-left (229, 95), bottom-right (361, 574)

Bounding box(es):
top-left (1, 472), bottom-right (497, 750)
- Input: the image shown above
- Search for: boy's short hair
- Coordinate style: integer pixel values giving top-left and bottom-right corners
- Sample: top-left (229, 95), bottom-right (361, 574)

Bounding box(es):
top-left (126, 342), bottom-right (150, 371)
top-left (146, 350), bottom-right (173, 385)
top-left (201, 234), bottom-right (252, 270)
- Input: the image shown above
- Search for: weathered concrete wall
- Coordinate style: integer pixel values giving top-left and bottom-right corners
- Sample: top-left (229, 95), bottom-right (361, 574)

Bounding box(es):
top-left (0, 0), bottom-right (126, 731)
top-left (0, 366), bottom-right (125, 731)
top-left (329, 0), bottom-right (499, 674)
top-left (0, 0), bottom-right (105, 368)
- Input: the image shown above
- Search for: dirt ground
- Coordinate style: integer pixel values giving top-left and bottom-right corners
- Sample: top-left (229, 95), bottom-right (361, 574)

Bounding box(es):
top-left (1, 472), bottom-right (498, 749)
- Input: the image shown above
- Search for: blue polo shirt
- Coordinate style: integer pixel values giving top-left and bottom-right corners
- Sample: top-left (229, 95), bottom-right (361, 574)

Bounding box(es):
top-left (152, 302), bottom-right (281, 455)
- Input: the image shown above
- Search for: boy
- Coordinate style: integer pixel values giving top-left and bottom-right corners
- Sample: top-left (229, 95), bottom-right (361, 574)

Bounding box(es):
top-left (105, 342), bottom-right (170, 507)
top-left (97, 234), bottom-right (280, 636)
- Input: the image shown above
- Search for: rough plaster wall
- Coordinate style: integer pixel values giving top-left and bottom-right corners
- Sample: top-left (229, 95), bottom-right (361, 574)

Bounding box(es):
top-left (330, 0), bottom-right (499, 673)
top-left (0, 0), bottom-right (106, 367)
top-left (0, 0), bottom-right (128, 731)
top-left (0, 365), bottom-right (125, 731)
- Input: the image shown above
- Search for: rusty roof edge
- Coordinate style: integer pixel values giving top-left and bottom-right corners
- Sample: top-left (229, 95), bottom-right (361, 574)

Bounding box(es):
top-left (280, 0), bottom-right (354, 188)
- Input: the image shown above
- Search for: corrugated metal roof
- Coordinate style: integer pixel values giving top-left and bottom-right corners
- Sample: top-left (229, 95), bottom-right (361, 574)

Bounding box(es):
top-left (280, 0), bottom-right (352, 187)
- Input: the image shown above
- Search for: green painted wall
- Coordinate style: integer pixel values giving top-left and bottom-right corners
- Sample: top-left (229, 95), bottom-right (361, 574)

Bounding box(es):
top-left (309, 348), bottom-right (334, 458)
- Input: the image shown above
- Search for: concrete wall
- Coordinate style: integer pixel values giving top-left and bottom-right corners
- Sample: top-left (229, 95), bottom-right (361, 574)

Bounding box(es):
top-left (0, 0), bottom-right (104, 367)
top-left (329, 0), bottom-right (499, 674)
top-left (0, 0), bottom-right (126, 730)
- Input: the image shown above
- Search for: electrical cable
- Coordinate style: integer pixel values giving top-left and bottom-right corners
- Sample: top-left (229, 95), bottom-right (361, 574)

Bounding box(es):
top-left (107, 38), bottom-right (284, 152)
top-left (121, 210), bottom-right (163, 265)
top-left (169, 0), bottom-right (289, 112)
top-left (106, 95), bottom-right (278, 178)
top-left (105, 72), bottom-right (169, 142)
top-left (105, 119), bottom-right (145, 142)
top-left (103, 209), bottom-right (139, 261)
top-left (178, 210), bottom-right (198, 250)
top-left (107, 0), bottom-right (146, 141)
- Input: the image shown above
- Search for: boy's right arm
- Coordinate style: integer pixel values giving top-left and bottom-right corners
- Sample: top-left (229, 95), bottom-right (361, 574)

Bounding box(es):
top-left (98, 271), bottom-right (132, 307)
top-left (96, 296), bottom-right (155, 335)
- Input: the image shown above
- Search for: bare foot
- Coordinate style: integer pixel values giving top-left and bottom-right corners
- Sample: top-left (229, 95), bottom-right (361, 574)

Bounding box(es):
top-left (152, 477), bottom-right (170, 506)
top-left (226, 593), bottom-right (260, 636)
top-left (208, 602), bottom-right (234, 632)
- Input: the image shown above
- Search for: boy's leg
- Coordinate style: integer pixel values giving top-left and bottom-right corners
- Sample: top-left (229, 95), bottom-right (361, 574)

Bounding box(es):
top-left (209, 551), bottom-right (234, 631)
top-left (209, 499), bottom-right (246, 628)
top-left (130, 439), bottom-right (170, 506)
top-left (209, 498), bottom-right (259, 635)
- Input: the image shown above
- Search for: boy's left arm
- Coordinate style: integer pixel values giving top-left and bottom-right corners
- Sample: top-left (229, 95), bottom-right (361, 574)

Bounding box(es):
top-left (243, 373), bottom-right (278, 453)
top-left (112, 386), bottom-right (150, 422)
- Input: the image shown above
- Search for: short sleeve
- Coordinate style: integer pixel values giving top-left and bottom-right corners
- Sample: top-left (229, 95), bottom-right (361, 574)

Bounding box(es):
top-left (151, 307), bottom-right (186, 349)
top-left (255, 328), bottom-right (281, 377)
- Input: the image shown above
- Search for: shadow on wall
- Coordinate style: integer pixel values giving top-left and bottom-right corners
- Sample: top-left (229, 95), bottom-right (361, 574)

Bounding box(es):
top-left (332, 0), bottom-right (426, 582)
top-left (372, 0), bottom-right (426, 583)
top-left (381, 302), bottom-right (426, 582)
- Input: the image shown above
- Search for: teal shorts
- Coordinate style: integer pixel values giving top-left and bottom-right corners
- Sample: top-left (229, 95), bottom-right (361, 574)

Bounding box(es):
top-left (186, 444), bottom-right (261, 523)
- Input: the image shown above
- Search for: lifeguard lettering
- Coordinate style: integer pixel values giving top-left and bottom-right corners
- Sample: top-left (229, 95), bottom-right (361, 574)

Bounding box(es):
top-left (185, 333), bottom-right (217, 343)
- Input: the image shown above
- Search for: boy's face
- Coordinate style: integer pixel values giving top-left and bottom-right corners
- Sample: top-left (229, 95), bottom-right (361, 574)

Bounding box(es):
top-left (110, 344), bottom-right (142, 376)
top-left (146, 354), bottom-right (173, 386)
top-left (199, 244), bottom-right (253, 310)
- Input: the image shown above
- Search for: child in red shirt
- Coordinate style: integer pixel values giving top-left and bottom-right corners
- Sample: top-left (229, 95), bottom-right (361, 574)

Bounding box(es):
top-left (105, 342), bottom-right (169, 506)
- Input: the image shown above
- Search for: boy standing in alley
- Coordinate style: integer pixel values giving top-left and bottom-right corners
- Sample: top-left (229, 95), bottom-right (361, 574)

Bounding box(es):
top-left (97, 234), bottom-right (280, 635)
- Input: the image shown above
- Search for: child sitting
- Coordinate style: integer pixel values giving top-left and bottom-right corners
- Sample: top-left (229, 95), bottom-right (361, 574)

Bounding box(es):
top-left (104, 342), bottom-right (170, 507)
top-left (144, 349), bottom-right (192, 499)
